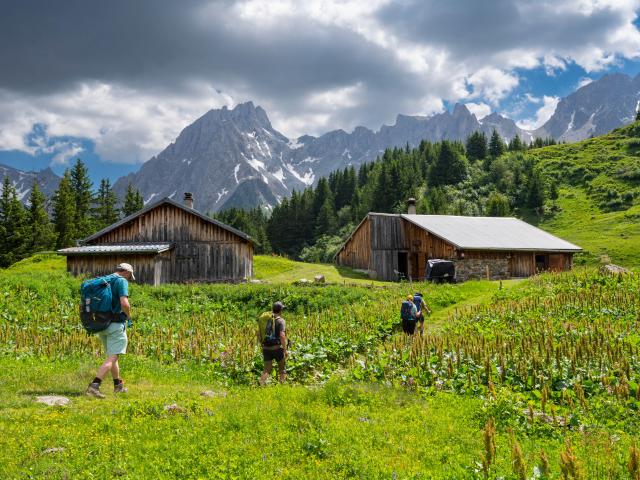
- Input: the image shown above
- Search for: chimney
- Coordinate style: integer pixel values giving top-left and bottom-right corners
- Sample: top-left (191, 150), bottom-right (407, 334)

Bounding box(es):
top-left (407, 198), bottom-right (416, 215)
top-left (183, 192), bottom-right (194, 209)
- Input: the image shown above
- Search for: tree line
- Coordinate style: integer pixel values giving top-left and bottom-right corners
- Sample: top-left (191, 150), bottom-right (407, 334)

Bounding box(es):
top-left (0, 129), bottom-right (559, 268)
top-left (0, 159), bottom-right (144, 267)
top-left (217, 129), bottom-right (559, 262)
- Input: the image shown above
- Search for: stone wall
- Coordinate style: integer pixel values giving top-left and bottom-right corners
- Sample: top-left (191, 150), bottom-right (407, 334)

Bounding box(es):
top-left (454, 258), bottom-right (510, 282)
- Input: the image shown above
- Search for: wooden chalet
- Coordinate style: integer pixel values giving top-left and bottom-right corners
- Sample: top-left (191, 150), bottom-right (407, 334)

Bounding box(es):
top-left (58, 193), bottom-right (253, 285)
top-left (335, 201), bottom-right (581, 282)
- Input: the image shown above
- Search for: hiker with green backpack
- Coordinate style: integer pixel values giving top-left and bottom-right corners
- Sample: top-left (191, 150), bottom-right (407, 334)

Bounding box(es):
top-left (81, 263), bottom-right (135, 398)
top-left (257, 301), bottom-right (288, 385)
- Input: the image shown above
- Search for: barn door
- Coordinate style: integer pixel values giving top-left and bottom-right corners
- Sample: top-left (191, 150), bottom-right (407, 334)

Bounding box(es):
top-left (397, 252), bottom-right (408, 280)
top-left (548, 254), bottom-right (564, 272)
top-left (535, 253), bottom-right (549, 272)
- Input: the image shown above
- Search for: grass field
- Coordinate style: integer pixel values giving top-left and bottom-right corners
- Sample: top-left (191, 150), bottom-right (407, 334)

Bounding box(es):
top-left (1, 254), bottom-right (640, 478)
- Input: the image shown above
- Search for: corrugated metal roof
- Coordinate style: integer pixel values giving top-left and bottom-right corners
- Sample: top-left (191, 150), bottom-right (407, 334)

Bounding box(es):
top-left (58, 243), bottom-right (173, 255)
top-left (401, 215), bottom-right (582, 252)
top-left (82, 197), bottom-right (252, 244)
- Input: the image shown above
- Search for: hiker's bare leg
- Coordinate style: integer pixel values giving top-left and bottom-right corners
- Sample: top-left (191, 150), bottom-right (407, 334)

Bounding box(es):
top-left (260, 360), bottom-right (273, 385)
top-left (110, 356), bottom-right (120, 380)
top-left (96, 354), bottom-right (119, 380)
top-left (419, 320), bottom-right (424, 336)
top-left (277, 359), bottom-right (286, 384)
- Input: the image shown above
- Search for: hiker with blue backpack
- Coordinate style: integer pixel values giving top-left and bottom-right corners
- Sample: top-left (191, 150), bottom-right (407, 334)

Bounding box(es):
top-left (82, 263), bottom-right (135, 399)
top-left (400, 295), bottom-right (418, 335)
top-left (413, 292), bottom-right (431, 337)
top-left (257, 301), bottom-right (288, 385)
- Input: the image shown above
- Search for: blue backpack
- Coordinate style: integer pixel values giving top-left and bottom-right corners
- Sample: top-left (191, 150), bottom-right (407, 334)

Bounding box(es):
top-left (413, 294), bottom-right (423, 311)
top-left (400, 300), bottom-right (414, 321)
top-left (80, 275), bottom-right (116, 333)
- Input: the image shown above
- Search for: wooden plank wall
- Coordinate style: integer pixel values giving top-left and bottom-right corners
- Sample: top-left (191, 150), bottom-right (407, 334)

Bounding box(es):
top-left (335, 217), bottom-right (371, 269)
top-left (370, 215), bottom-right (408, 281)
top-left (66, 254), bottom-right (158, 285)
top-left (88, 203), bottom-right (253, 283)
top-left (403, 220), bottom-right (457, 279)
top-left (370, 214), bottom-right (407, 250)
top-left (509, 252), bottom-right (535, 277)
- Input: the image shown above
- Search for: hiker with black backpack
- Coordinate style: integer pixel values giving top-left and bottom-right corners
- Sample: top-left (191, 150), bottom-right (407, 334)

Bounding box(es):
top-left (83, 263), bottom-right (135, 399)
top-left (413, 292), bottom-right (432, 337)
top-left (400, 295), bottom-right (418, 335)
top-left (257, 301), bottom-right (288, 385)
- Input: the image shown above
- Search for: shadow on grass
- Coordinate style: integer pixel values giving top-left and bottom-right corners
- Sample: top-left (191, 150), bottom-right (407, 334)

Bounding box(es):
top-left (335, 265), bottom-right (375, 281)
top-left (21, 389), bottom-right (85, 397)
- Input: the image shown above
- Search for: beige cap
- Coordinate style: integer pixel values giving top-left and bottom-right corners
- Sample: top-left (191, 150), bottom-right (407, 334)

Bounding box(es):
top-left (117, 262), bottom-right (135, 280)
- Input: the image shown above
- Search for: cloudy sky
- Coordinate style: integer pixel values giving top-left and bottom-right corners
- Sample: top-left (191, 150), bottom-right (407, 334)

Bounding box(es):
top-left (1, 0), bottom-right (640, 182)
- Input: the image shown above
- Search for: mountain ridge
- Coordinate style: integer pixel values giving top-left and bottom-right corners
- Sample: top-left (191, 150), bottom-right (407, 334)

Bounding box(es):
top-left (111, 72), bottom-right (640, 213)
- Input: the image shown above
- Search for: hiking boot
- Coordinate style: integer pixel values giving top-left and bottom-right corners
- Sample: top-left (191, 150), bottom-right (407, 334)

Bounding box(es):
top-left (86, 383), bottom-right (105, 399)
top-left (114, 381), bottom-right (128, 394)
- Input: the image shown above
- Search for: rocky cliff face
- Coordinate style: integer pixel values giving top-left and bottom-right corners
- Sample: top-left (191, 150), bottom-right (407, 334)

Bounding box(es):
top-left (536, 73), bottom-right (640, 141)
top-left (0, 164), bottom-right (60, 203)
top-left (113, 102), bottom-right (308, 212)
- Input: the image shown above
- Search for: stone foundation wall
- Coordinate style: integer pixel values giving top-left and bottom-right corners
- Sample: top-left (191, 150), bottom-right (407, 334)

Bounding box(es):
top-left (454, 258), bottom-right (510, 282)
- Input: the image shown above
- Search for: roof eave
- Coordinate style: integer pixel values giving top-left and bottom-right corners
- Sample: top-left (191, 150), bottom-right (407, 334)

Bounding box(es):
top-left (82, 197), bottom-right (253, 244)
top-left (458, 247), bottom-right (583, 253)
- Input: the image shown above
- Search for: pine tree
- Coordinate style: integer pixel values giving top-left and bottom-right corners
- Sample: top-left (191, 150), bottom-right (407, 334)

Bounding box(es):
top-left (94, 178), bottom-right (120, 229)
top-left (465, 131), bottom-right (488, 161)
top-left (70, 159), bottom-right (94, 238)
top-left (315, 197), bottom-right (337, 237)
top-left (52, 170), bottom-right (77, 249)
top-left (508, 134), bottom-right (523, 152)
top-left (489, 129), bottom-right (506, 158)
top-left (527, 170), bottom-right (546, 213)
top-left (122, 183), bottom-right (144, 216)
top-left (428, 141), bottom-right (468, 186)
top-left (0, 177), bottom-right (28, 266)
top-left (636, 110), bottom-right (640, 122)
top-left (27, 182), bottom-right (56, 253)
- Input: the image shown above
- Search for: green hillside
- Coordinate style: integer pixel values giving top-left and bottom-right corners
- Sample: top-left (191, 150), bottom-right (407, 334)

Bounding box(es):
top-left (217, 122), bottom-right (640, 269)
top-left (1, 255), bottom-right (640, 478)
top-left (531, 122), bottom-right (640, 267)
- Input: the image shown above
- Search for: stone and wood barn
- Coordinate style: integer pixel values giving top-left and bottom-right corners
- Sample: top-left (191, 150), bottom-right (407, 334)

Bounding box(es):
top-left (335, 202), bottom-right (581, 282)
top-left (58, 194), bottom-right (253, 285)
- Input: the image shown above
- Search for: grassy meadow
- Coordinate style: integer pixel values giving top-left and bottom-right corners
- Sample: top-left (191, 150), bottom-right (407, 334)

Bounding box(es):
top-left (1, 253), bottom-right (640, 478)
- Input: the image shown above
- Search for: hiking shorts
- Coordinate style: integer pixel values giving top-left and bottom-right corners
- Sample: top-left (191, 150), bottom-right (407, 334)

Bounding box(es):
top-left (97, 322), bottom-right (128, 356)
top-left (402, 319), bottom-right (417, 335)
top-left (263, 348), bottom-right (285, 363)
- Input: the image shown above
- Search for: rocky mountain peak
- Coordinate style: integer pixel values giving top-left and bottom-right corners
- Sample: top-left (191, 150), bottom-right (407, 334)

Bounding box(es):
top-left (113, 73), bottom-right (639, 212)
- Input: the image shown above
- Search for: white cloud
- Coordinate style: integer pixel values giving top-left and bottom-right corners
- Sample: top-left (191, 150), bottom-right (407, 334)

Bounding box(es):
top-left (467, 68), bottom-right (519, 105)
top-left (517, 96), bottom-right (560, 130)
top-left (465, 102), bottom-right (491, 119)
top-left (524, 93), bottom-right (542, 104)
top-left (305, 83), bottom-right (364, 111)
top-left (0, 82), bottom-right (234, 164)
top-left (1, 0), bottom-right (640, 165)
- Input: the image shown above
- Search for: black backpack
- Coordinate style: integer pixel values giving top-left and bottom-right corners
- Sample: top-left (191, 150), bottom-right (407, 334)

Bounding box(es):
top-left (264, 314), bottom-right (282, 346)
